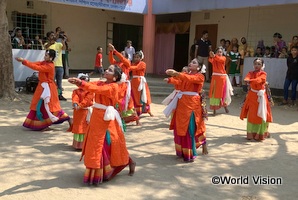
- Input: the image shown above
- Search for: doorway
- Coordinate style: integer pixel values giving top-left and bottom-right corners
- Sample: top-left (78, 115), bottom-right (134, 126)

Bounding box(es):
top-left (173, 34), bottom-right (189, 72)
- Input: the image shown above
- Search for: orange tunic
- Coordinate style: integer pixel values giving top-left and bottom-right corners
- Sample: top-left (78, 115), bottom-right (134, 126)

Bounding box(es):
top-left (22, 60), bottom-right (61, 112)
top-left (240, 71), bottom-right (273, 124)
top-left (80, 81), bottom-right (129, 168)
top-left (209, 55), bottom-right (227, 99)
top-left (70, 89), bottom-right (94, 134)
top-left (130, 61), bottom-right (152, 106)
top-left (109, 50), bottom-right (131, 78)
top-left (170, 73), bottom-right (206, 136)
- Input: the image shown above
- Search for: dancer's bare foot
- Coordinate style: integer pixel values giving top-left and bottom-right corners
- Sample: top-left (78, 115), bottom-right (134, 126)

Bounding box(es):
top-left (128, 159), bottom-right (136, 176)
top-left (202, 144), bottom-right (208, 155)
top-left (148, 112), bottom-right (154, 117)
top-left (224, 107), bottom-right (229, 113)
top-left (136, 120), bottom-right (142, 126)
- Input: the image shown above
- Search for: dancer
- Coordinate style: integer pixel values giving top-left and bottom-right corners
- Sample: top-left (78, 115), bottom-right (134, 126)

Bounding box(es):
top-left (240, 58), bottom-right (273, 141)
top-left (209, 47), bottom-right (233, 115)
top-left (164, 58), bottom-right (208, 162)
top-left (68, 65), bottom-right (136, 185)
top-left (68, 73), bottom-right (94, 150)
top-left (15, 50), bottom-right (70, 131)
top-left (108, 43), bottom-right (140, 125)
top-left (130, 51), bottom-right (153, 117)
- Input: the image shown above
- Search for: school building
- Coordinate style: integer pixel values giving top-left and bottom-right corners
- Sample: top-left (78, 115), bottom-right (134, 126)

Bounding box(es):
top-left (8, 0), bottom-right (298, 89)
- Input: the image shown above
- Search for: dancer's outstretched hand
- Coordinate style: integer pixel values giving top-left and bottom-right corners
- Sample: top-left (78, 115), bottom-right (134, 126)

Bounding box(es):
top-left (68, 77), bottom-right (82, 86)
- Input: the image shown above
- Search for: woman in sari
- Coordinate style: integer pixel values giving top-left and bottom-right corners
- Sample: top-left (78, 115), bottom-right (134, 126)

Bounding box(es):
top-left (130, 51), bottom-right (153, 117)
top-left (164, 59), bottom-right (208, 162)
top-left (209, 47), bottom-right (233, 115)
top-left (68, 65), bottom-right (136, 185)
top-left (15, 49), bottom-right (70, 131)
top-left (240, 58), bottom-right (273, 141)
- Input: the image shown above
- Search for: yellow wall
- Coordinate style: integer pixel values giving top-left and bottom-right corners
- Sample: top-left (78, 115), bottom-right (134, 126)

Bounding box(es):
top-left (190, 4), bottom-right (298, 50)
top-left (7, 0), bottom-right (143, 70)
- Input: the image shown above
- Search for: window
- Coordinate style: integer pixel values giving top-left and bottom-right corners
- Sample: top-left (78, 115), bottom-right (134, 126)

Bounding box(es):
top-left (11, 11), bottom-right (47, 43)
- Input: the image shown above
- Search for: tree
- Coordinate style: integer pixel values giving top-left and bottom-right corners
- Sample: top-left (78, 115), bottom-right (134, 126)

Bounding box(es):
top-left (0, 0), bottom-right (15, 100)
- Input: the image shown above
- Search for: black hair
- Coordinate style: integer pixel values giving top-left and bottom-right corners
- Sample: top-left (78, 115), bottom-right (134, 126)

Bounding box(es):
top-left (291, 46), bottom-right (298, 50)
top-left (225, 40), bottom-right (230, 44)
top-left (292, 36), bottom-right (298, 40)
top-left (97, 46), bottom-right (102, 50)
top-left (273, 32), bottom-right (282, 39)
top-left (220, 38), bottom-right (225, 43)
top-left (202, 30), bottom-right (208, 35)
top-left (46, 31), bottom-right (54, 38)
top-left (46, 49), bottom-right (56, 61)
top-left (265, 46), bottom-right (271, 50)
top-left (55, 27), bottom-right (61, 32)
top-left (113, 65), bottom-right (123, 82)
top-left (15, 27), bottom-right (22, 32)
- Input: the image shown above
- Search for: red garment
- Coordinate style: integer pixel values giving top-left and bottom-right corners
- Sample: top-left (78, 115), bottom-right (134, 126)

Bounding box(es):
top-left (94, 53), bottom-right (102, 67)
top-left (80, 81), bottom-right (129, 169)
top-left (70, 88), bottom-right (94, 134)
top-left (170, 73), bottom-right (206, 136)
top-left (130, 61), bottom-right (152, 114)
top-left (22, 60), bottom-right (61, 112)
top-left (209, 55), bottom-right (227, 99)
top-left (240, 70), bottom-right (273, 124)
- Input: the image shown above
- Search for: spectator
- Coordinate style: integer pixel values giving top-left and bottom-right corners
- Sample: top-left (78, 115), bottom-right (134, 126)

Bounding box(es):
top-left (279, 46), bottom-right (298, 106)
top-left (89, 46), bottom-right (104, 79)
top-left (273, 32), bottom-right (286, 58)
top-left (263, 46), bottom-right (271, 58)
top-left (124, 40), bottom-right (135, 62)
top-left (196, 30), bottom-right (212, 82)
top-left (254, 47), bottom-right (263, 57)
top-left (44, 31), bottom-right (67, 101)
top-left (11, 27), bottom-right (25, 49)
top-left (279, 47), bottom-right (289, 58)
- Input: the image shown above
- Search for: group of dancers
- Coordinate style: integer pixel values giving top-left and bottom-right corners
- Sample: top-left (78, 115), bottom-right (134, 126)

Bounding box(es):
top-left (15, 45), bottom-right (272, 185)
top-left (162, 46), bottom-right (272, 161)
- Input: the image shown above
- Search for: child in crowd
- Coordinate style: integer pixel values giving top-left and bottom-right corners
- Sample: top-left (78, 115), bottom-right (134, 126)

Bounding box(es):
top-left (68, 73), bottom-right (94, 150)
top-left (254, 47), bottom-right (263, 57)
top-left (263, 46), bottom-right (271, 58)
top-left (227, 45), bottom-right (241, 86)
top-left (240, 58), bottom-right (273, 141)
top-left (90, 46), bottom-right (104, 78)
top-left (278, 47), bottom-right (289, 58)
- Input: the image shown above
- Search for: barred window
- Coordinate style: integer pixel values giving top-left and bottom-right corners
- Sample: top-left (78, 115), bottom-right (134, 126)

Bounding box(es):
top-left (11, 11), bottom-right (47, 48)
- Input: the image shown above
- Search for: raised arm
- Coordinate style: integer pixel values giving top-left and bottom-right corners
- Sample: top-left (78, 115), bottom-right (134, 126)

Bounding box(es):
top-left (114, 50), bottom-right (131, 69)
top-left (20, 59), bottom-right (53, 73)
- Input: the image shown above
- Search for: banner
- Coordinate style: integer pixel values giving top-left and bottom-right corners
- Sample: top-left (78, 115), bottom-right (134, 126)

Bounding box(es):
top-left (42, 0), bottom-right (147, 14)
top-left (13, 49), bottom-right (45, 82)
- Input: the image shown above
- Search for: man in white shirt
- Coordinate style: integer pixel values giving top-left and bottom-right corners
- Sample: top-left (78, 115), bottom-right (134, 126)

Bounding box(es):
top-left (124, 40), bottom-right (135, 62)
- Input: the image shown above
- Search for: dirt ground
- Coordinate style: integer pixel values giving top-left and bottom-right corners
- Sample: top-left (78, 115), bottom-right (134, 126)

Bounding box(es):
top-left (0, 78), bottom-right (297, 200)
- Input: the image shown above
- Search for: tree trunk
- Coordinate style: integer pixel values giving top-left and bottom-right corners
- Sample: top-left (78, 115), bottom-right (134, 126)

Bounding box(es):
top-left (0, 0), bottom-right (15, 99)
